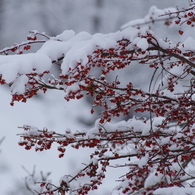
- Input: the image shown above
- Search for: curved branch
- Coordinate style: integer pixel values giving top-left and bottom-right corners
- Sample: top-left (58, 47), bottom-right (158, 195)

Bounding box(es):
top-left (149, 40), bottom-right (195, 69)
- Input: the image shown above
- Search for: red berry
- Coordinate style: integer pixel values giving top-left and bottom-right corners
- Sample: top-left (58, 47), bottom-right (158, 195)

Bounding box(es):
top-left (175, 20), bottom-right (180, 25)
top-left (59, 153), bottom-right (64, 158)
top-left (24, 45), bottom-right (31, 50)
top-left (187, 20), bottom-right (192, 25)
top-left (188, 12), bottom-right (194, 17)
top-left (178, 30), bottom-right (184, 35)
top-left (11, 47), bottom-right (17, 52)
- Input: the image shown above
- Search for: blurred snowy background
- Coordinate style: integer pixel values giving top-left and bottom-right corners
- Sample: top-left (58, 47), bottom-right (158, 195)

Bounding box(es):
top-left (0, 0), bottom-right (191, 194)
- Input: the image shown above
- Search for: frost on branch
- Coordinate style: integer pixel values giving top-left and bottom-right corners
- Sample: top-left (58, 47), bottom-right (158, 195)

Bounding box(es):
top-left (121, 6), bottom-right (177, 29)
top-left (18, 117), bottom-right (195, 194)
top-left (3, 4), bottom-right (195, 195)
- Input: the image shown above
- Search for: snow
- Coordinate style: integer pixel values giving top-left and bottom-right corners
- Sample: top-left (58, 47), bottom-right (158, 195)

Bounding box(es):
top-left (121, 6), bottom-right (177, 29)
top-left (37, 40), bottom-right (66, 61)
top-left (26, 126), bottom-right (40, 136)
top-left (0, 85), bottom-right (93, 194)
top-left (55, 30), bottom-right (76, 41)
top-left (0, 53), bottom-right (52, 83)
top-left (154, 187), bottom-right (195, 195)
top-left (86, 116), bottom-right (166, 139)
top-left (144, 171), bottom-right (163, 188)
top-left (152, 117), bottom-right (164, 126)
top-left (11, 75), bottom-right (28, 94)
top-left (90, 157), bottom-right (98, 165)
top-left (121, 27), bottom-right (140, 40)
top-left (136, 153), bottom-right (149, 168)
top-left (0, 1), bottom-right (194, 194)
top-left (86, 118), bottom-right (144, 137)
top-left (182, 36), bottom-right (195, 50)
top-left (136, 38), bottom-right (149, 51)
top-left (1, 24), bottom-right (192, 97)
top-left (59, 175), bottom-right (69, 186)
top-left (0, 26), bottom-right (150, 93)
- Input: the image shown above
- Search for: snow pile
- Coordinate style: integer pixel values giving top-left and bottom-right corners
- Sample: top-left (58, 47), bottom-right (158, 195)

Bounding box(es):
top-left (0, 53), bottom-right (52, 83)
top-left (154, 187), bottom-right (195, 195)
top-left (0, 27), bottom-right (151, 95)
top-left (121, 6), bottom-right (177, 29)
top-left (0, 23), bottom-right (193, 97)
